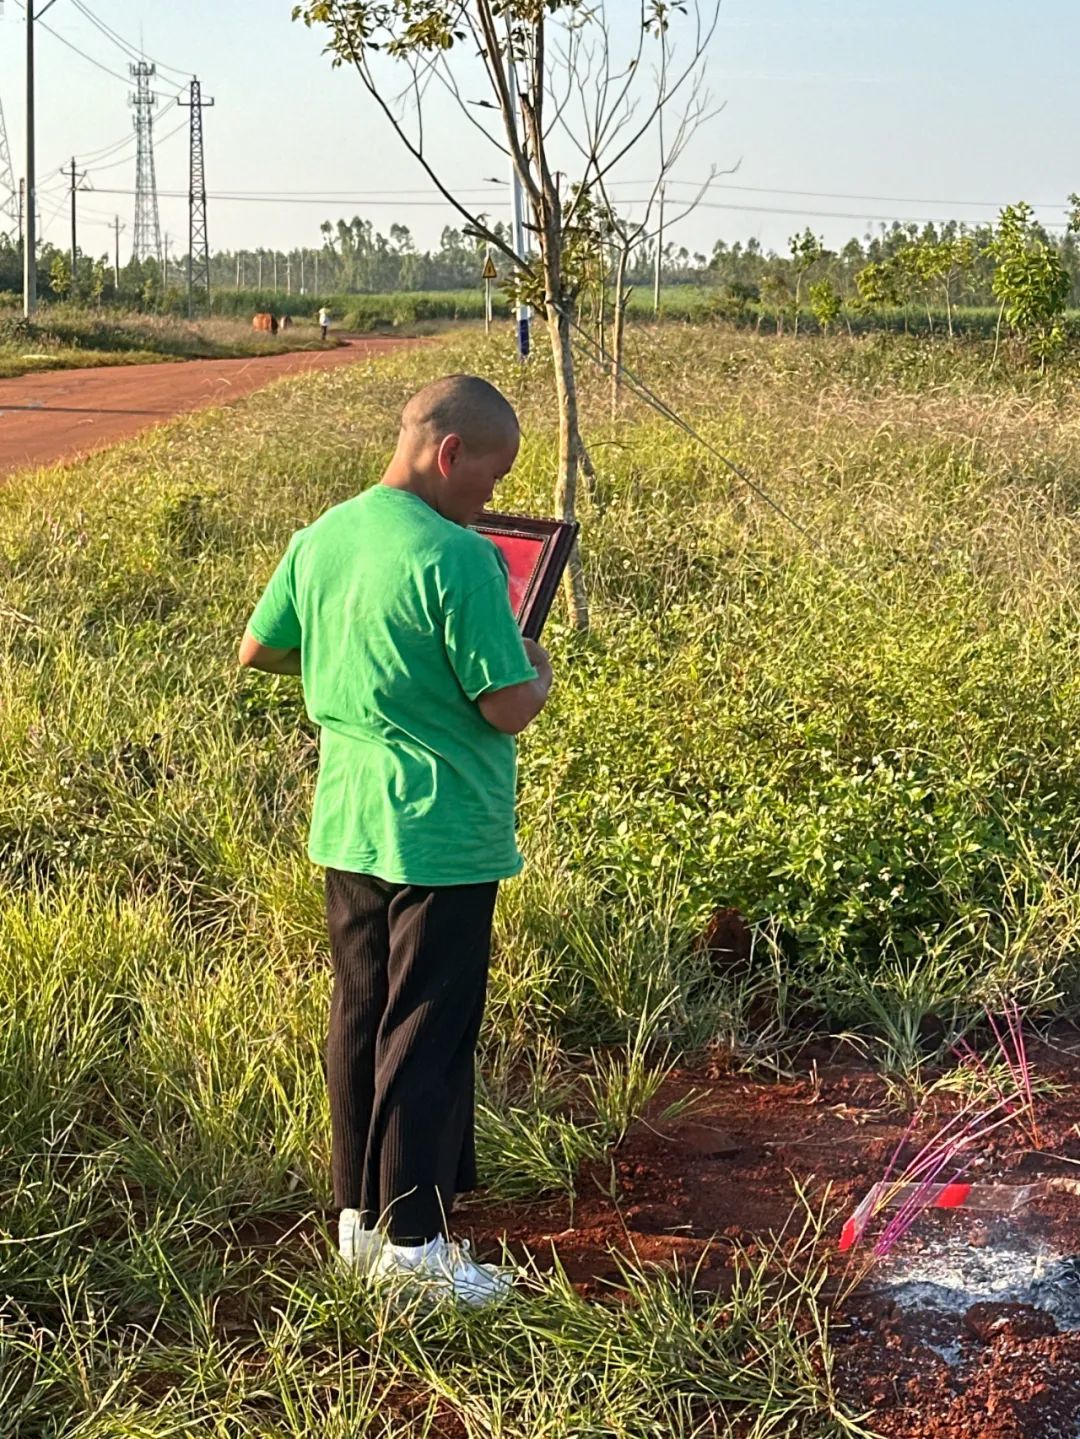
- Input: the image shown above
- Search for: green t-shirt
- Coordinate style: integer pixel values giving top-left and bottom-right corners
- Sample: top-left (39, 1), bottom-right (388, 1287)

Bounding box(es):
top-left (246, 485), bottom-right (538, 885)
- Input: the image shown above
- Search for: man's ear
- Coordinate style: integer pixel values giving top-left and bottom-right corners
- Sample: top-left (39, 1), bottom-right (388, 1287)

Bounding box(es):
top-left (436, 433), bottom-right (463, 478)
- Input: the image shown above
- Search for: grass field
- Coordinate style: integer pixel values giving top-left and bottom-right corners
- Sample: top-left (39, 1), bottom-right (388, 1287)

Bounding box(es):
top-left (0, 306), bottom-right (332, 379)
top-left (3, 326), bottom-right (1080, 1434)
top-left (206, 283), bottom-right (1080, 338)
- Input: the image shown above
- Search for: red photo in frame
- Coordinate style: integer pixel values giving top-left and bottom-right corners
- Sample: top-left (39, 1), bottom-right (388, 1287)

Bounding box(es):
top-left (471, 511), bottom-right (580, 640)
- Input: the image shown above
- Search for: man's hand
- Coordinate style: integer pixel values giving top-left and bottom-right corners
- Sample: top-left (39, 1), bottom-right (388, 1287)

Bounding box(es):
top-left (523, 638), bottom-right (553, 689)
top-left (477, 638), bottom-right (555, 735)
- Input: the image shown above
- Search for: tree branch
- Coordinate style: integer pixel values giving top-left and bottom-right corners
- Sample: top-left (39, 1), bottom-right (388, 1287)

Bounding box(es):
top-left (322, 0), bottom-right (529, 275)
top-left (472, 0), bottom-right (543, 210)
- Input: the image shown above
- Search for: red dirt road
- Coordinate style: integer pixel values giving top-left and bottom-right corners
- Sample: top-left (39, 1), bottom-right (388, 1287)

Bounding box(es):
top-left (0, 336), bottom-right (418, 478)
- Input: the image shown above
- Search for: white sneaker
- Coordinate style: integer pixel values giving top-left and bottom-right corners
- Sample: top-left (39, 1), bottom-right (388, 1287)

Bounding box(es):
top-left (373, 1234), bottom-right (516, 1308)
top-left (338, 1209), bottom-right (384, 1273)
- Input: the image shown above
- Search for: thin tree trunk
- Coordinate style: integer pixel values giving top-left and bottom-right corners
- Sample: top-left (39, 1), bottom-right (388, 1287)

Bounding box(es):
top-left (944, 280), bottom-right (954, 339)
top-left (990, 300), bottom-right (1005, 371)
top-left (610, 246), bottom-right (629, 419)
top-left (515, 18), bottom-right (589, 632)
top-left (546, 304), bottom-right (589, 628)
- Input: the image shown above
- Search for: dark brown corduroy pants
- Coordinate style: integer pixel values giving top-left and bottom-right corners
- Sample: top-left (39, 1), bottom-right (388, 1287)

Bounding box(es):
top-left (325, 867), bottom-right (498, 1244)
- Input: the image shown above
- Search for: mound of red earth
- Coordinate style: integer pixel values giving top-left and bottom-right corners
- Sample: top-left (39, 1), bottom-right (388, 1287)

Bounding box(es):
top-left (457, 1036), bottom-right (1080, 1439)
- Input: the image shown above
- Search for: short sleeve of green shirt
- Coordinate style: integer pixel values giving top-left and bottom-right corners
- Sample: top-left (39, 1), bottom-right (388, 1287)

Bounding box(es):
top-left (444, 572), bottom-right (538, 702)
top-left (248, 538), bottom-right (303, 650)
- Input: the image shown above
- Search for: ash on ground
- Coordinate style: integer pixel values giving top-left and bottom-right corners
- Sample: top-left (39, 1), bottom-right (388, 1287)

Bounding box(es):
top-left (872, 1214), bottom-right (1080, 1329)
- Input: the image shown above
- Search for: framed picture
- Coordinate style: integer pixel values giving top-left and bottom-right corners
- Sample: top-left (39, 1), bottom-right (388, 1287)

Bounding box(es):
top-left (471, 511), bottom-right (580, 640)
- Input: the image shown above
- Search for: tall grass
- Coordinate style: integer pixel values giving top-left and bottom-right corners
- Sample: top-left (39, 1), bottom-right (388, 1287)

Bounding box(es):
top-left (0, 304), bottom-right (328, 378)
top-left (3, 325), bottom-right (1080, 1432)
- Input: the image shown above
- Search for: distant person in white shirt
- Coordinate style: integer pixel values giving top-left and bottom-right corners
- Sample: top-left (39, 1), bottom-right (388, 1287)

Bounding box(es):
top-left (319, 306), bottom-right (331, 341)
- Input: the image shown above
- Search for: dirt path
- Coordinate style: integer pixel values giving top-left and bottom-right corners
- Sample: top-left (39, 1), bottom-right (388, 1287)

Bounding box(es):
top-left (0, 336), bottom-right (419, 478)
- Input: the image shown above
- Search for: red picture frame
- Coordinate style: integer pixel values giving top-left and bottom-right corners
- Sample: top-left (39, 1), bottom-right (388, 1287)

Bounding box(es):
top-left (471, 511), bottom-right (580, 640)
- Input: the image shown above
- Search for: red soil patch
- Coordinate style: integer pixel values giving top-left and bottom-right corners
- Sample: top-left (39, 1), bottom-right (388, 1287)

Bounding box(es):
top-left (455, 1037), bottom-right (1080, 1439)
top-left (0, 335), bottom-right (421, 478)
top-left (225, 1038), bottom-right (1080, 1436)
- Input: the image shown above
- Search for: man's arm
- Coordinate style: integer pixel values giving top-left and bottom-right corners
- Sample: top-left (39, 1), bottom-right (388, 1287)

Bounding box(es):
top-left (478, 639), bottom-right (553, 735)
top-left (238, 630), bottom-right (302, 676)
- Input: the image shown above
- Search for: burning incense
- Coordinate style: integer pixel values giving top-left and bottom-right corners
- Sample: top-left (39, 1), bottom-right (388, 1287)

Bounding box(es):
top-left (839, 1002), bottom-right (1043, 1255)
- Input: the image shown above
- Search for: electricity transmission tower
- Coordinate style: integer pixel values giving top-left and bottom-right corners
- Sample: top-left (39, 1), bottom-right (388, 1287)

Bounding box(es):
top-left (180, 77), bottom-right (213, 317)
top-left (0, 89), bottom-right (18, 240)
top-left (129, 61), bottom-right (162, 265)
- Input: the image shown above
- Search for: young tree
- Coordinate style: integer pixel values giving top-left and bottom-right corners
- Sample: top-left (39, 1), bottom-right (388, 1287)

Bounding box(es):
top-left (759, 271), bottom-right (792, 335)
top-left (853, 258), bottom-right (904, 327)
top-left (294, 0), bottom-right (720, 628)
top-left (90, 258), bottom-right (107, 308)
top-left (988, 202), bottom-right (1070, 367)
top-left (808, 278), bottom-right (841, 335)
top-left (49, 253), bottom-right (72, 300)
top-left (788, 228), bottom-right (824, 337)
top-left (937, 235), bottom-right (976, 338)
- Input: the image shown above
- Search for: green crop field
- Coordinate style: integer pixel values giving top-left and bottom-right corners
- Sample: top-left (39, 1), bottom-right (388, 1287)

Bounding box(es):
top-left (3, 327), bottom-right (1080, 1434)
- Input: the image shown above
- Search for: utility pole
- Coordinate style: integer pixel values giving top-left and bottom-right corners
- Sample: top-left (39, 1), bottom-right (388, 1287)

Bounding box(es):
top-left (17, 178), bottom-right (24, 253)
top-left (235, 252), bottom-right (241, 288)
top-left (66, 156), bottom-right (86, 296)
top-left (314, 249), bottom-right (319, 293)
top-left (257, 251), bottom-right (263, 288)
top-left (163, 233), bottom-right (170, 289)
top-left (23, 0), bottom-right (49, 317)
top-left (273, 251), bottom-right (278, 290)
top-left (111, 215), bottom-right (125, 289)
top-left (286, 252), bottom-right (292, 294)
top-left (300, 248), bottom-right (305, 293)
top-left (653, 183), bottom-right (665, 317)
top-left (179, 77), bottom-right (214, 319)
top-left (506, 47), bottom-right (529, 359)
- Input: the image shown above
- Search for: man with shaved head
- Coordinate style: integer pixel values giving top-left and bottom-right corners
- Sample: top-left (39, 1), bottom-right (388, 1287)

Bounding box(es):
top-left (240, 374), bottom-right (553, 1306)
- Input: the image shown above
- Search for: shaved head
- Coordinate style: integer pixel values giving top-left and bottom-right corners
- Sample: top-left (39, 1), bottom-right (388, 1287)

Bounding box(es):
top-left (382, 373), bottom-right (520, 525)
top-left (400, 374), bottom-right (518, 454)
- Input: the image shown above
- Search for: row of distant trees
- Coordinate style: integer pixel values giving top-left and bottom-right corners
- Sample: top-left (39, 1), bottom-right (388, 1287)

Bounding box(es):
top-left (5, 198), bottom-right (1079, 366)
top-left (709, 205), bottom-right (1080, 348)
top-left (0, 221), bottom-right (523, 308)
top-left (8, 205), bottom-right (1080, 320)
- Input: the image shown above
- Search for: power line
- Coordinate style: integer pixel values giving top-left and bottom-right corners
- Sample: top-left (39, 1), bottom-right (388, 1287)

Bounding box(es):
top-left (68, 186), bottom-right (1074, 229)
top-left (83, 115), bottom-right (186, 176)
top-left (173, 186), bottom-right (510, 197)
top-left (74, 188), bottom-right (540, 207)
top-left (56, 97), bottom-right (179, 178)
top-left (9, 1), bottom-right (131, 84)
top-left (690, 198), bottom-right (1069, 229)
top-left (68, 0), bottom-right (191, 81)
top-left (601, 178), bottom-right (1070, 213)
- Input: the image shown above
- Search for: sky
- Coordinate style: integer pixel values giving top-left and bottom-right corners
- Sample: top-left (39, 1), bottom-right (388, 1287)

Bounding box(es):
top-left (1, 0), bottom-right (1077, 267)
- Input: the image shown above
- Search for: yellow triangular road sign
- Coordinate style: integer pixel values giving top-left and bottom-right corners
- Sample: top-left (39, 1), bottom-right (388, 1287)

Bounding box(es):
top-left (482, 255), bottom-right (498, 281)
